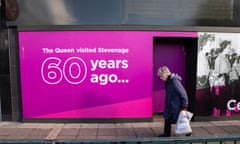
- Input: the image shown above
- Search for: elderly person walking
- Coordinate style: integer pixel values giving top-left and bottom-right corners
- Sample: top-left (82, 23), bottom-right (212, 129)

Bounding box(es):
top-left (157, 66), bottom-right (189, 137)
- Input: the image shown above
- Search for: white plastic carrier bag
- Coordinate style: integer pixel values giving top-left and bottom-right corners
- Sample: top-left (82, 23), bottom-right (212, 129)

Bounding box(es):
top-left (175, 110), bottom-right (193, 135)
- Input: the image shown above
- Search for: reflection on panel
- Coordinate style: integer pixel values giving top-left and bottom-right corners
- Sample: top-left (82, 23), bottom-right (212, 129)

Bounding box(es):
top-left (8, 0), bottom-right (122, 25)
top-left (0, 30), bottom-right (9, 75)
top-left (124, 0), bottom-right (234, 25)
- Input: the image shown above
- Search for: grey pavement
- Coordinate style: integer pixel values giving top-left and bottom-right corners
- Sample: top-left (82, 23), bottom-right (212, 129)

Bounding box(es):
top-left (0, 115), bottom-right (240, 141)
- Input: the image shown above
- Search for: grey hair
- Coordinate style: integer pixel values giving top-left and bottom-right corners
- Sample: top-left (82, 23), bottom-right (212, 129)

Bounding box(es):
top-left (157, 66), bottom-right (171, 76)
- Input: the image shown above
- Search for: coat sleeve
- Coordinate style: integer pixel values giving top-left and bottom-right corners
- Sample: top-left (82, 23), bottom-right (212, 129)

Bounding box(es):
top-left (173, 79), bottom-right (188, 108)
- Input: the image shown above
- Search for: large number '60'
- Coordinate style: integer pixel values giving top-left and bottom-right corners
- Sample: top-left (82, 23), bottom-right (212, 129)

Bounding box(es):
top-left (41, 57), bottom-right (87, 85)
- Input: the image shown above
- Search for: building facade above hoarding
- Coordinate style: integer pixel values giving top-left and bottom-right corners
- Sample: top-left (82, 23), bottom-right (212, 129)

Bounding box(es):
top-left (6, 0), bottom-right (240, 27)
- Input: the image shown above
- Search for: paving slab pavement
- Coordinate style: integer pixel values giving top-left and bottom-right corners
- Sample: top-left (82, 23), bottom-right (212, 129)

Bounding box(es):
top-left (0, 115), bottom-right (240, 142)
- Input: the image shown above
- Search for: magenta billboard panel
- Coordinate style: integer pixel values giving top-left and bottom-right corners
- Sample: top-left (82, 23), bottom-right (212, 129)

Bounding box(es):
top-left (19, 31), bottom-right (197, 119)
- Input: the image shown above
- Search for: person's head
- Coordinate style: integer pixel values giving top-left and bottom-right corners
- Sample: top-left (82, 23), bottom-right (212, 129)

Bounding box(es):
top-left (157, 66), bottom-right (171, 81)
top-left (220, 40), bottom-right (231, 49)
top-left (198, 33), bottom-right (215, 51)
top-left (219, 40), bottom-right (231, 54)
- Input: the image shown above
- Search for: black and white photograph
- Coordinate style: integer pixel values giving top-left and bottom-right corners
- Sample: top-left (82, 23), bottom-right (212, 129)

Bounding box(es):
top-left (196, 32), bottom-right (240, 117)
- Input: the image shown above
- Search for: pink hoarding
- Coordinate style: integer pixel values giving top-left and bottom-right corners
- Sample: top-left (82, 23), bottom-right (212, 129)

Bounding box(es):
top-left (19, 31), bottom-right (197, 118)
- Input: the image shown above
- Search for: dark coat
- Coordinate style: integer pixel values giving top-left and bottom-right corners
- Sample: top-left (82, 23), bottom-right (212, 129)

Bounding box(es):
top-left (163, 73), bottom-right (189, 121)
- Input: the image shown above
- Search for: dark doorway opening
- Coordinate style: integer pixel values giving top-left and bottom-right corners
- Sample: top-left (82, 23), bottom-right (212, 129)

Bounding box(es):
top-left (153, 37), bottom-right (197, 116)
top-left (0, 30), bottom-right (12, 120)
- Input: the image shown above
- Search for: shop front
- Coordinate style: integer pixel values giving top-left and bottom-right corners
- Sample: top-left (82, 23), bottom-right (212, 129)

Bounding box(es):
top-left (2, 0), bottom-right (240, 122)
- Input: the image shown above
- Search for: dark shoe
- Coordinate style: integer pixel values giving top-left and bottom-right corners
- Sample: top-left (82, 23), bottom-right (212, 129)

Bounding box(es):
top-left (185, 133), bottom-right (192, 136)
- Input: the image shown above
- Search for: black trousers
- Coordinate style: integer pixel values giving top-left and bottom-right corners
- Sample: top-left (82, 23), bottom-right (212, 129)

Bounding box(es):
top-left (164, 118), bottom-right (177, 136)
top-left (164, 118), bottom-right (173, 136)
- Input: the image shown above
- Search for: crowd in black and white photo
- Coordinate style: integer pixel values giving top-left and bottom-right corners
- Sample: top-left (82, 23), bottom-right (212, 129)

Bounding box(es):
top-left (197, 32), bottom-right (240, 116)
